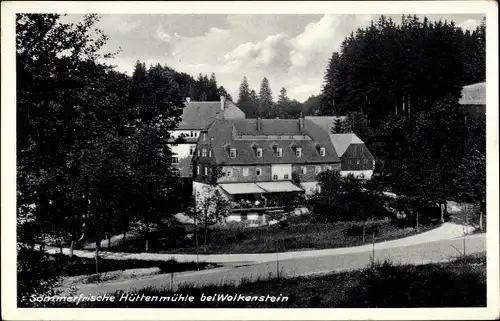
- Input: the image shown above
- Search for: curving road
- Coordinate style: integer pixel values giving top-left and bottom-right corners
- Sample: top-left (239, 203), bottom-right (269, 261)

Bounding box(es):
top-left (64, 227), bottom-right (485, 296)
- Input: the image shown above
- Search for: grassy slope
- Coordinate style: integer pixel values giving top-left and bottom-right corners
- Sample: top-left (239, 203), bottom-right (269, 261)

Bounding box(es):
top-left (46, 253), bottom-right (486, 308)
top-left (107, 218), bottom-right (440, 254)
top-left (49, 253), bottom-right (215, 277)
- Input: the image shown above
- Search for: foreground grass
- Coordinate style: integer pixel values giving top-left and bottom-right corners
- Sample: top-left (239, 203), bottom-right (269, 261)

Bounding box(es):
top-left (46, 253), bottom-right (485, 308)
top-left (108, 218), bottom-right (440, 254)
top-left (49, 253), bottom-right (215, 277)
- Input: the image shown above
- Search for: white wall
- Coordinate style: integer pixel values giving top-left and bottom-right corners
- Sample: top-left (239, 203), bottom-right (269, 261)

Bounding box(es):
top-left (340, 170), bottom-right (373, 180)
top-left (170, 130), bottom-right (200, 139)
top-left (301, 181), bottom-right (320, 196)
top-left (271, 164), bottom-right (292, 180)
top-left (169, 143), bottom-right (196, 159)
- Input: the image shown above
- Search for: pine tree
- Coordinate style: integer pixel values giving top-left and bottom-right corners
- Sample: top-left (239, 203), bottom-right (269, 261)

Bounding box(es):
top-left (277, 87), bottom-right (289, 105)
top-left (320, 52), bottom-right (342, 115)
top-left (237, 76), bottom-right (256, 117)
top-left (258, 77), bottom-right (274, 117)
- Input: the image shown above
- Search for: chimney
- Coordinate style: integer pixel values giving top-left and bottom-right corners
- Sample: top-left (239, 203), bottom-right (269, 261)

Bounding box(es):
top-left (220, 96), bottom-right (225, 111)
top-left (257, 117), bottom-right (261, 132)
top-left (186, 97), bottom-right (191, 103)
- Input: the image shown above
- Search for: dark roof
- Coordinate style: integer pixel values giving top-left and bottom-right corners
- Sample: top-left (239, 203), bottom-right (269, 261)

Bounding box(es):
top-left (305, 116), bottom-right (347, 133)
top-left (329, 133), bottom-right (364, 156)
top-left (204, 118), bottom-right (340, 165)
top-left (176, 100), bottom-right (245, 130)
top-left (459, 82), bottom-right (485, 105)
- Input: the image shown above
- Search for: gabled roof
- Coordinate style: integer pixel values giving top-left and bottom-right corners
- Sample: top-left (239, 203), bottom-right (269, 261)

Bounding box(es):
top-left (459, 82), bottom-right (485, 105)
top-left (305, 116), bottom-right (347, 133)
top-left (176, 100), bottom-right (245, 130)
top-left (329, 133), bottom-right (364, 157)
top-left (204, 118), bottom-right (340, 165)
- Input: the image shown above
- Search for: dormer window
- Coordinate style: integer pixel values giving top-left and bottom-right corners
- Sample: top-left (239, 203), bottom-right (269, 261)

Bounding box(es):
top-left (256, 148), bottom-right (263, 158)
top-left (320, 147), bottom-right (326, 157)
top-left (296, 147), bottom-right (302, 157)
top-left (202, 149), bottom-right (207, 157)
top-left (230, 148), bottom-right (237, 159)
top-left (276, 148), bottom-right (283, 157)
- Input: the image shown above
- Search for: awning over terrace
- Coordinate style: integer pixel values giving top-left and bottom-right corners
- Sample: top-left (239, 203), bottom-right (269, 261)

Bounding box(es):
top-left (255, 181), bottom-right (304, 193)
top-left (219, 181), bottom-right (304, 195)
top-left (219, 183), bottom-right (267, 195)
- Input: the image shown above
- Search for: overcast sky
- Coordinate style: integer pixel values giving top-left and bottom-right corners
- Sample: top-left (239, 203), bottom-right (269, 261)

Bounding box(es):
top-left (64, 14), bottom-right (484, 102)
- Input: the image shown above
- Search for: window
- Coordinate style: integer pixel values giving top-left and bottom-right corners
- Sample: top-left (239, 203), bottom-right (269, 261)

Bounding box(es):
top-left (171, 156), bottom-right (179, 164)
top-left (197, 150), bottom-right (200, 157)
top-left (226, 167), bottom-right (233, 177)
top-left (273, 174), bottom-right (278, 180)
top-left (315, 165), bottom-right (321, 174)
top-left (284, 174), bottom-right (289, 179)
top-left (320, 147), bottom-right (326, 157)
top-left (189, 146), bottom-right (195, 156)
top-left (296, 147), bottom-right (302, 157)
top-left (243, 168), bottom-right (249, 176)
top-left (356, 159), bottom-right (360, 165)
top-left (276, 148), bottom-right (283, 157)
top-left (256, 168), bottom-right (262, 176)
top-left (256, 148), bottom-right (263, 158)
top-left (209, 150), bottom-right (212, 158)
top-left (202, 149), bottom-right (207, 157)
top-left (230, 148), bottom-right (237, 159)
top-left (197, 165), bottom-right (200, 175)
top-left (204, 167), bottom-right (208, 176)
top-left (301, 166), bottom-right (307, 175)
top-left (203, 133), bottom-right (207, 141)
top-left (171, 168), bottom-right (180, 176)
top-left (190, 131), bottom-right (194, 137)
top-left (326, 165), bottom-right (332, 171)
top-left (315, 184), bottom-right (322, 193)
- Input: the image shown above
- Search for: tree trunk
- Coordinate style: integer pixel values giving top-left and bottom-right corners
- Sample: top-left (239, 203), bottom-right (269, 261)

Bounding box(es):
top-left (145, 222), bottom-right (149, 252)
top-left (69, 240), bottom-right (74, 258)
top-left (194, 214), bottom-right (199, 270)
top-left (95, 246), bottom-right (99, 274)
top-left (362, 222), bottom-right (366, 243)
top-left (416, 211), bottom-right (419, 233)
top-left (203, 211), bottom-right (208, 253)
top-left (440, 202), bottom-right (445, 223)
top-left (479, 212), bottom-right (483, 231)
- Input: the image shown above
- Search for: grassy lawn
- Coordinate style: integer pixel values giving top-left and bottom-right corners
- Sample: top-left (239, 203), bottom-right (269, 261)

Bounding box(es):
top-left (46, 253), bottom-right (486, 308)
top-left (49, 253), bottom-right (215, 277)
top-left (107, 218), bottom-right (440, 254)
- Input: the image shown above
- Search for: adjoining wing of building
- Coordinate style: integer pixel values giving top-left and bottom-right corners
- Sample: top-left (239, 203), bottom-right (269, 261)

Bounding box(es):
top-left (305, 116), bottom-right (375, 179)
top-left (168, 96), bottom-right (245, 178)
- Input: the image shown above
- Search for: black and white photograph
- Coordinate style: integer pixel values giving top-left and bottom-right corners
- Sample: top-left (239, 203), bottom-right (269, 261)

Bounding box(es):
top-left (1, 1), bottom-right (499, 320)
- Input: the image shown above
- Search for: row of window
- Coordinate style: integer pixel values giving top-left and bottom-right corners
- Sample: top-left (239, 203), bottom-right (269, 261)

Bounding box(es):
top-left (229, 147), bottom-right (325, 159)
top-left (347, 159), bottom-right (372, 165)
top-left (197, 148), bottom-right (212, 158)
top-left (196, 165), bottom-right (336, 178)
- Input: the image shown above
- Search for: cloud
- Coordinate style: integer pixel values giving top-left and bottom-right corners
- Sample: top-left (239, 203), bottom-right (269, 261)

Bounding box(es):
top-left (458, 19), bottom-right (479, 31)
top-left (80, 13), bottom-right (484, 102)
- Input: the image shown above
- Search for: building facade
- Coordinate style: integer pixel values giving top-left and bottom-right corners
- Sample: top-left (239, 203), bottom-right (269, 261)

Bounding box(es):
top-left (168, 96), bottom-right (245, 177)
